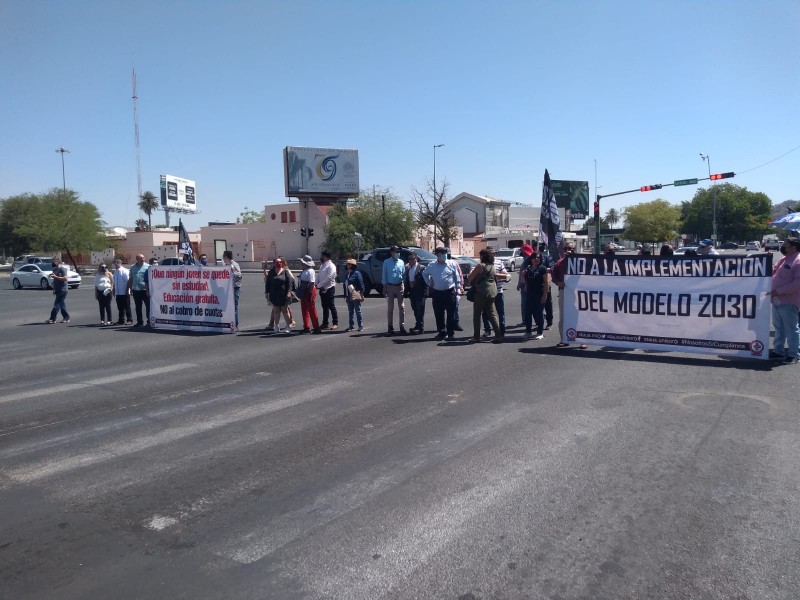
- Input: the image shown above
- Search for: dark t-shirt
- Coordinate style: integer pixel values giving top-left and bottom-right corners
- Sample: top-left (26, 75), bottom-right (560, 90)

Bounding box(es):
top-left (524, 263), bottom-right (548, 297)
top-left (52, 266), bottom-right (68, 291)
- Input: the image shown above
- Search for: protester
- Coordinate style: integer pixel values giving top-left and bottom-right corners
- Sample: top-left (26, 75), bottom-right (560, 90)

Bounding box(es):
top-left (684, 248), bottom-right (699, 257)
top-left (265, 257), bottom-right (293, 333)
top-left (198, 253), bottom-right (209, 266)
top-left (404, 250), bottom-right (428, 333)
top-left (445, 248), bottom-right (465, 331)
top-left (317, 250), bottom-right (338, 330)
top-left (45, 257), bottom-right (70, 324)
top-left (517, 243), bottom-right (535, 326)
top-left (603, 243), bottom-right (616, 257)
top-left (343, 258), bottom-right (366, 332)
top-left (423, 246), bottom-right (462, 341)
top-left (523, 251), bottom-right (549, 340)
top-left (128, 254), bottom-right (149, 327)
top-left (266, 257), bottom-right (296, 330)
top-left (94, 263), bottom-right (114, 325)
top-left (551, 242), bottom-right (587, 349)
top-left (468, 247), bottom-right (502, 343)
top-left (660, 244), bottom-right (675, 257)
top-left (639, 243), bottom-right (653, 256)
top-left (768, 237), bottom-right (800, 364)
top-left (697, 239), bottom-right (718, 256)
top-left (382, 245), bottom-right (406, 334)
top-left (539, 242), bottom-right (555, 330)
top-left (297, 255), bottom-right (321, 334)
top-left (481, 247), bottom-right (509, 338)
top-left (113, 258), bottom-right (132, 325)
top-left (223, 250), bottom-right (242, 329)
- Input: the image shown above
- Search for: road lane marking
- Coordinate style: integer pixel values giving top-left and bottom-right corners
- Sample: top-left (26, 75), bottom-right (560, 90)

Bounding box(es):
top-left (0, 363), bottom-right (196, 404)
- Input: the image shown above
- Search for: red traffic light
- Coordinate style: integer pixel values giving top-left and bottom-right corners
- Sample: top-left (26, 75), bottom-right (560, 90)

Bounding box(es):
top-left (640, 184), bottom-right (663, 192)
top-left (710, 172), bottom-right (735, 181)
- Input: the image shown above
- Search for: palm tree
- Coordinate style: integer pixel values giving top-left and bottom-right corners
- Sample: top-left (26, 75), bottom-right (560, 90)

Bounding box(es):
top-left (134, 218), bottom-right (149, 232)
top-left (138, 191), bottom-right (159, 230)
top-left (605, 208), bottom-right (620, 229)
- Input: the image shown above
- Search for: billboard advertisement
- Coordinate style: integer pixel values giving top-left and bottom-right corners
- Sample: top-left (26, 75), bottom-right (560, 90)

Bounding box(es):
top-left (160, 175), bottom-right (197, 212)
top-left (284, 146), bottom-right (359, 197)
top-left (551, 180), bottom-right (589, 219)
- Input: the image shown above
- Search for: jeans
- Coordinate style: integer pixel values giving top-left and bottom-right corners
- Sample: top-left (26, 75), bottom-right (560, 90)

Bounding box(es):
top-left (524, 293), bottom-right (544, 335)
top-left (773, 303), bottom-right (800, 358)
top-left (132, 289), bottom-right (149, 325)
top-left (50, 289), bottom-right (69, 321)
top-left (115, 294), bottom-right (132, 323)
top-left (320, 287), bottom-right (338, 326)
top-left (233, 286), bottom-right (241, 327)
top-left (347, 299), bottom-right (363, 329)
top-left (430, 288), bottom-right (457, 336)
top-left (483, 292), bottom-right (505, 333)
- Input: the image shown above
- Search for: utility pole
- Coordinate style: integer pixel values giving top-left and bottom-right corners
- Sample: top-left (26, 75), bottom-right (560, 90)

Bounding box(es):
top-left (55, 147), bottom-right (69, 190)
top-left (700, 153), bottom-right (716, 242)
top-left (433, 144), bottom-right (444, 246)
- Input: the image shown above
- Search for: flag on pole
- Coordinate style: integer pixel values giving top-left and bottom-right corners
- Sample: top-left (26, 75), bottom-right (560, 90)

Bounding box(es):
top-left (539, 169), bottom-right (563, 258)
top-left (178, 218), bottom-right (194, 264)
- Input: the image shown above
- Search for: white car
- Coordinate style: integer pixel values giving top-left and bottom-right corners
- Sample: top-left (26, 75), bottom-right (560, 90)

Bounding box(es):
top-left (495, 248), bottom-right (524, 271)
top-left (745, 241), bottom-right (761, 251)
top-left (11, 264), bottom-right (82, 290)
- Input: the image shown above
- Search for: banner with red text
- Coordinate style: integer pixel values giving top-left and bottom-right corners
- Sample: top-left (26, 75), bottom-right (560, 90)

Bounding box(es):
top-left (148, 266), bottom-right (235, 333)
top-left (562, 255), bottom-right (772, 359)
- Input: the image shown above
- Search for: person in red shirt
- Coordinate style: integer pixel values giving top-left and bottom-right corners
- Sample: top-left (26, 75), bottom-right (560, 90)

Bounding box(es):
top-left (551, 242), bottom-right (587, 349)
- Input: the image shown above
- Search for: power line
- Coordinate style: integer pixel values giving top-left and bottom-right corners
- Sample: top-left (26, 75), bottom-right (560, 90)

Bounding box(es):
top-left (736, 143), bottom-right (800, 175)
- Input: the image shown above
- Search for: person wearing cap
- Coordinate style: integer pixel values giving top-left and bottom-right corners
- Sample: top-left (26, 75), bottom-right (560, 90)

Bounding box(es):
top-left (697, 239), bottom-right (719, 256)
top-left (404, 250), bottom-right (428, 333)
top-left (422, 246), bottom-right (462, 340)
top-left (298, 255), bottom-right (321, 334)
top-left (223, 250), bottom-right (242, 329)
top-left (343, 258), bottom-right (366, 332)
top-left (767, 237), bottom-right (800, 364)
top-left (382, 245), bottom-right (406, 334)
top-left (317, 250), bottom-right (338, 330)
top-left (516, 243), bottom-right (535, 326)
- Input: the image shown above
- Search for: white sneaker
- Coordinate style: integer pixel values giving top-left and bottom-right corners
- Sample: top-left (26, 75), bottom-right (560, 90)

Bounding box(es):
top-left (285, 325), bottom-right (293, 333)
top-left (358, 326), bottom-right (364, 332)
top-left (273, 326), bottom-right (281, 333)
top-left (534, 333), bottom-right (544, 340)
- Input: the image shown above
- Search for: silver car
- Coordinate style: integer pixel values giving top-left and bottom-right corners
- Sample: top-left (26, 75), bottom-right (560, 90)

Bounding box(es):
top-left (11, 264), bottom-right (82, 290)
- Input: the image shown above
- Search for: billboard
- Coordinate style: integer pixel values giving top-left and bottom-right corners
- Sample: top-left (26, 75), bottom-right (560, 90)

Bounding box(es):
top-left (160, 175), bottom-right (197, 212)
top-left (551, 180), bottom-right (589, 219)
top-left (284, 146), bottom-right (359, 197)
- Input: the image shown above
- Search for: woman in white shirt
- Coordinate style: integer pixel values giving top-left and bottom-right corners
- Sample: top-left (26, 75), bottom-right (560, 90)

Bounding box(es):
top-left (94, 264), bottom-right (114, 325)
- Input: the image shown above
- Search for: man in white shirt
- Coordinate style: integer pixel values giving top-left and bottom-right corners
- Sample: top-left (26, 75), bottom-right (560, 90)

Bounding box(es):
top-left (316, 250), bottom-right (339, 330)
top-left (112, 258), bottom-right (132, 325)
top-left (423, 247), bottom-right (463, 341)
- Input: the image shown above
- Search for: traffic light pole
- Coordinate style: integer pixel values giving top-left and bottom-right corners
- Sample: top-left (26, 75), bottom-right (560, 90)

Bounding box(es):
top-left (594, 172), bottom-right (734, 254)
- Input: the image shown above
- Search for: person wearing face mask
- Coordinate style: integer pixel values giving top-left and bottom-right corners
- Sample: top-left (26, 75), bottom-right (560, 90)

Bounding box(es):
top-left (94, 263), bottom-right (114, 325)
top-left (767, 237), bottom-right (800, 364)
top-left (422, 246), bottom-right (462, 341)
top-left (551, 242), bottom-right (587, 349)
top-left (127, 254), bottom-right (150, 327)
top-left (198, 253), bottom-right (209, 266)
top-left (46, 257), bottom-right (71, 324)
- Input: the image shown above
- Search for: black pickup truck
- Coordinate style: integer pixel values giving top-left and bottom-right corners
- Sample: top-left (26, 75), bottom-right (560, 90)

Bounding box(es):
top-left (355, 246), bottom-right (436, 296)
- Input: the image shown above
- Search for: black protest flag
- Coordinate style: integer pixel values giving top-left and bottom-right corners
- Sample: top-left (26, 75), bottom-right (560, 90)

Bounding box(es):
top-left (539, 169), bottom-right (563, 258)
top-left (178, 219), bottom-right (194, 264)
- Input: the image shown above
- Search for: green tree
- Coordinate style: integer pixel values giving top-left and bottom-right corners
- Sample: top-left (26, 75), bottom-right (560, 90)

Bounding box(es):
top-left (3, 188), bottom-right (107, 269)
top-left (680, 183), bottom-right (772, 243)
top-left (0, 193), bottom-right (40, 255)
top-left (605, 208), bottom-right (621, 228)
top-left (623, 199), bottom-right (681, 243)
top-left (324, 187), bottom-right (415, 257)
top-left (137, 191), bottom-right (159, 231)
top-left (239, 206), bottom-right (266, 224)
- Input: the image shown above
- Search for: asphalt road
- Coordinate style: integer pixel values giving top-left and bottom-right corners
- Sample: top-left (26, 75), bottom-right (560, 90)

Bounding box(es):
top-left (1, 267), bottom-right (798, 600)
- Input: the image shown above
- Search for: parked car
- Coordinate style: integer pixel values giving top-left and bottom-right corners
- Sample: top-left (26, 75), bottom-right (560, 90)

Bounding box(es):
top-left (746, 241), bottom-right (761, 251)
top-left (451, 255), bottom-right (477, 286)
top-left (355, 246), bottom-right (436, 296)
top-left (763, 239), bottom-right (782, 251)
top-left (11, 264), bottom-right (81, 289)
top-left (495, 248), bottom-right (524, 271)
top-left (159, 257), bottom-right (183, 266)
top-left (673, 246), bottom-right (698, 256)
top-left (719, 242), bottom-right (739, 249)
top-left (12, 255), bottom-right (55, 271)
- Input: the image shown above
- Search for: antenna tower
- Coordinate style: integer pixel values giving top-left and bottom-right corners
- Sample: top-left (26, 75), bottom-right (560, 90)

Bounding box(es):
top-left (132, 68), bottom-right (142, 205)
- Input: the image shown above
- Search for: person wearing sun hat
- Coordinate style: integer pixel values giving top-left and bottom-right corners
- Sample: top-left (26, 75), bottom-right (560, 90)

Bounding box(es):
top-left (343, 258), bottom-right (366, 332)
top-left (298, 255), bottom-right (321, 334)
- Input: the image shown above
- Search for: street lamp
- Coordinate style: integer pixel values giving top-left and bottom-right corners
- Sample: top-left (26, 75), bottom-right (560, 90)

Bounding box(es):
top-left (433, 144), bottom-right (444, 244)
top-left (699, 153), bottom-right (716, 242)
top-left (55, 147), bottom-right (70, 191)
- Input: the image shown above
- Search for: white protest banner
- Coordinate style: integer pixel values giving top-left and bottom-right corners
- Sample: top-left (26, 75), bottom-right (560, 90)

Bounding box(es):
top-left (148, 265), bottom-right (235, 333)
top-left (562, 255), bottom-right (772, 359)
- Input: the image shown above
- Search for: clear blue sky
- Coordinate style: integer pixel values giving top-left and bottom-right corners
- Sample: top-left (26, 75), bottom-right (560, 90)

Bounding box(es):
top-left (2, 0), bottom-right (798, 231)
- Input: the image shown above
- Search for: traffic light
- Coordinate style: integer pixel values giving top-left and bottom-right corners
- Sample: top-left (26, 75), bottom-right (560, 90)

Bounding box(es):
top-left (593, 201), bottom-right (600, 219)
top-left (300, 227), bottom-right (307, 237)
top-left (710, 172), bottom-right (735, 181)
top-left (308, 228), bottom-right (314, 237)
top-left (640, 184), bottom-right (663, 192)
